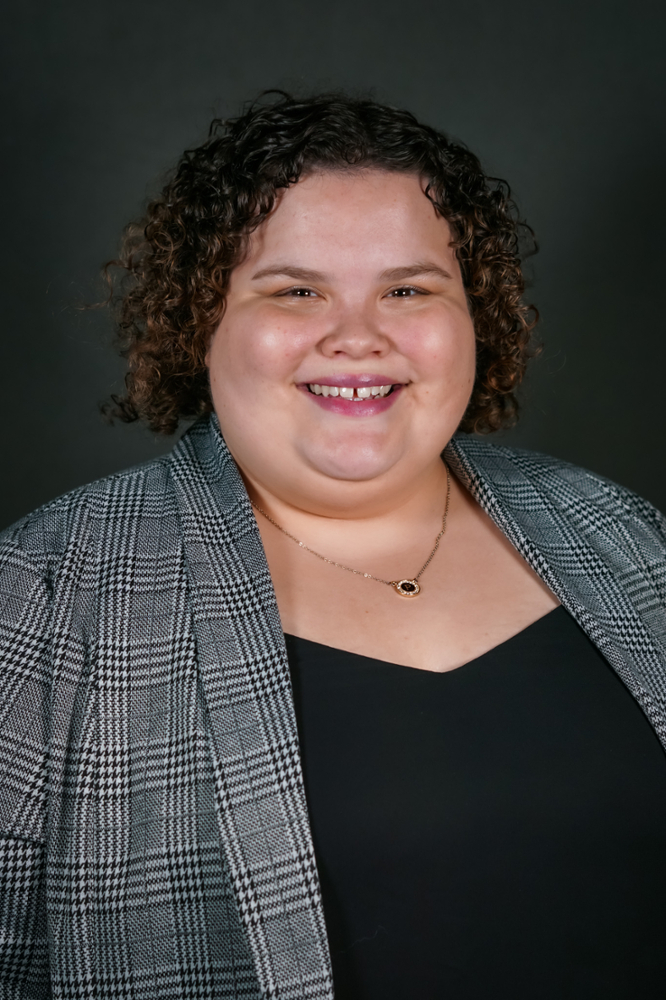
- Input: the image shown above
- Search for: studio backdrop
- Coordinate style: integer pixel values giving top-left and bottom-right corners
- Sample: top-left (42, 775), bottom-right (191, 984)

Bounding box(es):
top-left (2, 0), bottom-right (665, 528)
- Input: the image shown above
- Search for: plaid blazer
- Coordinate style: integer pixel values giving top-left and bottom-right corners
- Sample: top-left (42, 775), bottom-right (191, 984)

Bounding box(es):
top-left (1, 414), bottom-right (665, 999)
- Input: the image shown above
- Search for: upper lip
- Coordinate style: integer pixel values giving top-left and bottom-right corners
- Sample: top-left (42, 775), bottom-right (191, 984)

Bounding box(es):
top-left (299, 374), bottom-right (404, 387)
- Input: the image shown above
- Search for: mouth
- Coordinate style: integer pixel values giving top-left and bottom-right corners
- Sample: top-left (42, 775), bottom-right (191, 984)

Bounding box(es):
top-left (298, 376), bottom-right (405, 416)
top-left (306, 382), bottom-right (396, 400)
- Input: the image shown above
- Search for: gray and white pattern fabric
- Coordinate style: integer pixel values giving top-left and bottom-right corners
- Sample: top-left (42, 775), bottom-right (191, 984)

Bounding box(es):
top-left (1, 413), bottom-right (665, 999)
top-left (446, 438), bottom-right (666, 743)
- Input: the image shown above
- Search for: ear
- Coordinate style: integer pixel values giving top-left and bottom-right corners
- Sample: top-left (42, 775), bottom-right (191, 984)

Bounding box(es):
top-left (204, 327), bottom-right (217, 368)
top-left (204, 296), bottom-right (229, 367)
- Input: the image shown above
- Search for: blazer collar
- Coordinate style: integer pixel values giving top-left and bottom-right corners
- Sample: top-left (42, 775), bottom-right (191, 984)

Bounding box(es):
top-left (446, 434), bottom-right (666, 749)
top-left (170, 415), bottom-right (334, 1000)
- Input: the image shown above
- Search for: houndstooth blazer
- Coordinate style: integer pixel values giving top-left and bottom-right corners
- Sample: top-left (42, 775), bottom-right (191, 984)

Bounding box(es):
top-left (1, 413), bottom-right (666, 999)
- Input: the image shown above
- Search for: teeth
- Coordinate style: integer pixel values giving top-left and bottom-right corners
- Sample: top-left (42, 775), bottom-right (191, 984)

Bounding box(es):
top-left (308, 383), bottom-right (394, 399)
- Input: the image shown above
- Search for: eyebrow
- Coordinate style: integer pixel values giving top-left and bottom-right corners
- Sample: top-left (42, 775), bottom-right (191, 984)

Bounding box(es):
top-left (251, 265), bottom-right (328, 282)
top-left (379, 263), bottom-right (453, 281)
top-left (251, 261), bottom-right (453, 283)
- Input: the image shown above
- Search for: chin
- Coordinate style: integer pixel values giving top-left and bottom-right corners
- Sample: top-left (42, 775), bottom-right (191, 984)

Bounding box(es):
top-left (302, 442), bottom-right (399, 483)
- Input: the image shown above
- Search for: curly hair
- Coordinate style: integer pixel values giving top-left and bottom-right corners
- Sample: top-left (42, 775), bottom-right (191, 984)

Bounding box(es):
top-left (105, 91), bottom-right (538, 435)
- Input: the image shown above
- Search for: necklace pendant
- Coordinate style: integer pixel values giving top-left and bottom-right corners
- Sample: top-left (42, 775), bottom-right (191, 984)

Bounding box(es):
top-left (392, 579), bottom-right (421, 598)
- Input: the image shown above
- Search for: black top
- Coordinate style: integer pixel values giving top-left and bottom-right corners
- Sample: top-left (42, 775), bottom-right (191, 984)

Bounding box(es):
top-left (284, 607), bottom-right (666, 999)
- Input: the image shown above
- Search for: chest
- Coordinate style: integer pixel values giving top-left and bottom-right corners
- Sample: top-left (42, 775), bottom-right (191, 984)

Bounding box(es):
top-left (260, 484), bottom-right (560, 672)
top-left (286, 610), bottom-right (666, 997)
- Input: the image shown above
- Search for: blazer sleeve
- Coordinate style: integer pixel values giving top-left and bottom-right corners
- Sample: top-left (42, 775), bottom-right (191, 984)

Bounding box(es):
top-left (0, 529), bottom-right (52, 998)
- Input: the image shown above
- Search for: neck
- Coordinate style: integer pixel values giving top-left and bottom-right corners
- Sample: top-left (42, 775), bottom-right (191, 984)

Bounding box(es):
top-left (234, 453), bottom-right (454, 565)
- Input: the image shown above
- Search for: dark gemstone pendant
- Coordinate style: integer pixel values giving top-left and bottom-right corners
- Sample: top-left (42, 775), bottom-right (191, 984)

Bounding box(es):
top-left (392, 579), bottom-right (421, 597)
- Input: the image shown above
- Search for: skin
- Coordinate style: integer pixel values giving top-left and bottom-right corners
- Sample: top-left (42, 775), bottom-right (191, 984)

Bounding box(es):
top-left (207, 169), bottom-right (558, 672)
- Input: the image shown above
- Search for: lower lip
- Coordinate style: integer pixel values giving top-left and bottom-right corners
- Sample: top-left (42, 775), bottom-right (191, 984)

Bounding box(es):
top-left (300, 385), bottom-right (403, 416)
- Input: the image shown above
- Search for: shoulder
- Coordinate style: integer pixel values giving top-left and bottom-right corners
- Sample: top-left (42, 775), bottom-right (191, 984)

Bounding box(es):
top-left (0, 454), bottom-right (177, 581)
top-left (448, 434), bottom-right (666, 550)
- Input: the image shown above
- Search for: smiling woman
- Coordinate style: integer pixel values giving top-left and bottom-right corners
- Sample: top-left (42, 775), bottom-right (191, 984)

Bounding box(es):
top-left (2, 92), bottom-right (666, 1000)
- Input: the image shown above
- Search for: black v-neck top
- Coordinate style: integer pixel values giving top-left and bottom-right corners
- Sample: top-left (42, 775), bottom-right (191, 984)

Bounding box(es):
top-left (284, 607), bottom-right (666, 999)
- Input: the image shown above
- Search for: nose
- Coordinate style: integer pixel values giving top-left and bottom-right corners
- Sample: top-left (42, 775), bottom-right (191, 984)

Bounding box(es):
top-left (318, 307), bottom-right (390, 360)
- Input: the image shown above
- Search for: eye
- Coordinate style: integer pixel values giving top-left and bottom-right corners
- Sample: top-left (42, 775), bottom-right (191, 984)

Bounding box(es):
top-left (278, 286), bottom-right (319, 298)
top-left (387, 285), bottom-right (428, 298)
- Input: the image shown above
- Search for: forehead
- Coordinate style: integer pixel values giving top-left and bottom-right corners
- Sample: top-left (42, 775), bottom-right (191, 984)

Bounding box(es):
top-left (241, 168), bottom-right (455, 271)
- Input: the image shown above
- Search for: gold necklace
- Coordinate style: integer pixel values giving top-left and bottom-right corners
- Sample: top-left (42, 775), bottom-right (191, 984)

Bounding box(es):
top-left (250, 464), bottom-right (451, 598)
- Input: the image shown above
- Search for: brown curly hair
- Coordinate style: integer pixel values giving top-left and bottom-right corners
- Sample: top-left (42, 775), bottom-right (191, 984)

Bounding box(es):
top-left (105, 91), bottom-right (538, 435)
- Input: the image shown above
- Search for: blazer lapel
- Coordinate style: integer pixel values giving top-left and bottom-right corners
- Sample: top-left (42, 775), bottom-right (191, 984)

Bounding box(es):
top-left (170, 416), bottom-right (333, 1000)
top-left (446, 435), bottom-right (666, 751)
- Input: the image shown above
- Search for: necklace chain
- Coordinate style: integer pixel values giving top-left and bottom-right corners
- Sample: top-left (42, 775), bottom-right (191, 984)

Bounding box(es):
top-left (250, 464), bottom-right (451, 597)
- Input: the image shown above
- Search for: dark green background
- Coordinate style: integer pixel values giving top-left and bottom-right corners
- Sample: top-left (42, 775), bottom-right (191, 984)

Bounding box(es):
top-left (2, 0), bottom-right (665, 528)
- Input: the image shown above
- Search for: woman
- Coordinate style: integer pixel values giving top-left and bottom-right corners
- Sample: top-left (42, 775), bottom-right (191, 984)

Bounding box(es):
top-left (1, 93), bottom-right (665, 999)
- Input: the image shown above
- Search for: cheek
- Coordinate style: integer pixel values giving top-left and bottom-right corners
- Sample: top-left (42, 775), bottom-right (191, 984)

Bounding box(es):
top-left (210, 315), bottom-right (310, 388)
top-left (403, 310), bottom-right (476, 388)
top-left (446, 322), bottom-right (477, 385)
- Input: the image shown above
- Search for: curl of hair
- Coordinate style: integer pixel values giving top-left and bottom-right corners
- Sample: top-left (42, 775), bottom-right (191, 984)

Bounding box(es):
top-left (104, 91), bottom-right (538, 435)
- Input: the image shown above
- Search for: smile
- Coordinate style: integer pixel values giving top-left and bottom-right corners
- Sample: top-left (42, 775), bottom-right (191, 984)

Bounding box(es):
top-left (307, 383), bottom-right (394, 399)
top-left (299, 377), bottom-right (405, 416)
